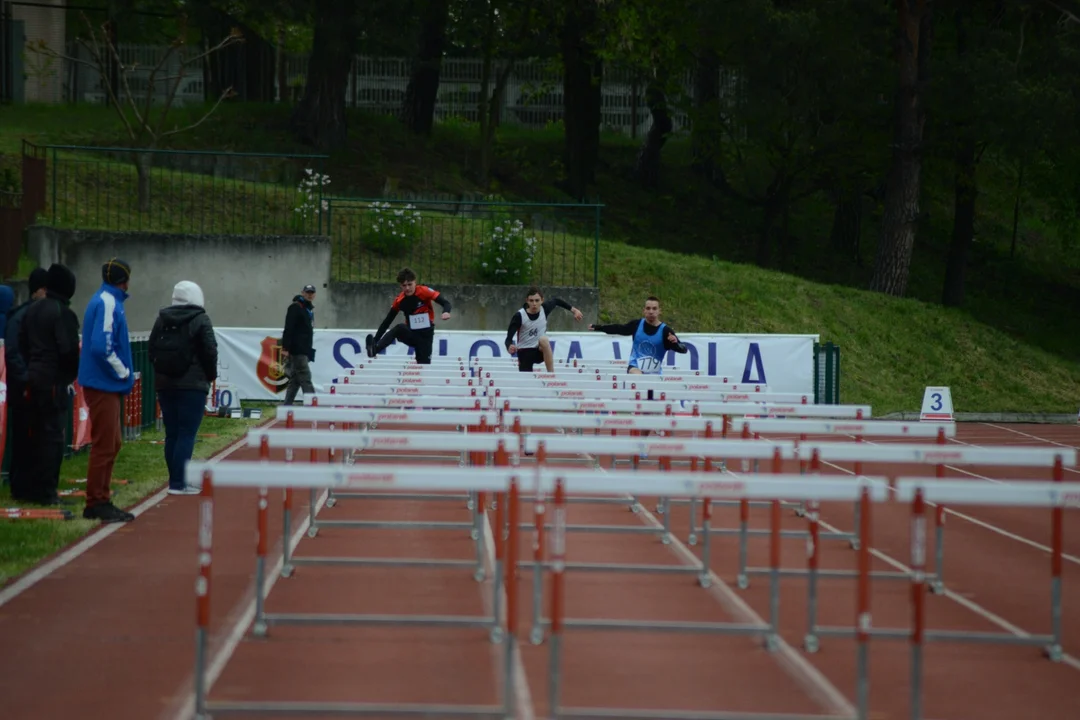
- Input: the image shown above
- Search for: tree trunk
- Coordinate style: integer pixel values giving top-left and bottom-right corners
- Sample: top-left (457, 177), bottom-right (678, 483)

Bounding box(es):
top-left (634, 71), bottom-right (672, 189)
top-left (691, 48), bottom-right (719, 177)
top-left (402, 0), bottom-right (450, 135)
top-left (132, 151), bottom-right (152, 214)
top-left (560, 2), bottom-right (602, 200)
top-left (942, 5), bottom-right (976, 308)
top-left (289, 0), bottom-right (361, 151)
top-left (869, 0), bottom-right (934, 297)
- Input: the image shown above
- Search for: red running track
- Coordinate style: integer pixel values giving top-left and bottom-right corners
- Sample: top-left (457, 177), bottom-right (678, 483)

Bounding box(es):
top-left (0, 421), bottom-right (1075, 719)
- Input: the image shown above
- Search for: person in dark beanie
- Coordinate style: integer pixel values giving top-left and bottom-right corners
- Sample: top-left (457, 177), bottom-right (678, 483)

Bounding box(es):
top-left (17, 264), bottom-right (81, 506)
top-left (5, 267), bottom-right (49, 499)
top-left (77, 258), bottom-right (135, 523)
top-left (150, 281), bottom-right (218, 495)
top-left (281, 283), bottom-right (316, 405)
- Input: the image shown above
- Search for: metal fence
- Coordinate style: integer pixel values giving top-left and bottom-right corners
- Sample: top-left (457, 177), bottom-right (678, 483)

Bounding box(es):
top-left (327, 196), bottom-right (602, 287)
top-left (25, 142), bottom-right (330, 236)
top-left (814, 341), bottom-right (841, 404)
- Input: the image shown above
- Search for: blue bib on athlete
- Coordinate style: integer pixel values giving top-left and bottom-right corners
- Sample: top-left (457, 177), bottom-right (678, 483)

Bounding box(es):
top-left (628, 319), bottom-right (666, 374)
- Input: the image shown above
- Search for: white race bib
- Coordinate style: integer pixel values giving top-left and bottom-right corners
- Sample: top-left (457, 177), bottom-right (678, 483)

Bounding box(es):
top-left (637, 356), bottom-right (662, 374)
top-left (408, 313), bottom-right (432, 330)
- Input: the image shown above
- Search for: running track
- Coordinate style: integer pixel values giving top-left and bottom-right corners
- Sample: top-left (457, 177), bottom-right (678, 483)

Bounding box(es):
top-left (0, 422), bottom-right (1076, 719)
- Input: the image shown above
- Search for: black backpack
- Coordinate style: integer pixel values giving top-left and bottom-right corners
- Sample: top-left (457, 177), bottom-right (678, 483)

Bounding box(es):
top-left (152, 316), bottom-right (195, 378)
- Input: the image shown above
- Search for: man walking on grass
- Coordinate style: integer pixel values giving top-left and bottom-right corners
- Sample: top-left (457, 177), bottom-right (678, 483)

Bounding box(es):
top-left (77, 258), bottom-right (136, 524)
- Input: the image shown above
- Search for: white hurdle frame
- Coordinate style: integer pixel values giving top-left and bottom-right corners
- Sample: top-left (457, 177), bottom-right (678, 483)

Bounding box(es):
top-left (186, 458), bottom-right (891, 720)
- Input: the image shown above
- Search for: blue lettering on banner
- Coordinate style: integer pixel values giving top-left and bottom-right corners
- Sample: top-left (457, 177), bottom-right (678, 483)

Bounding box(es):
top-left (470, 339), bottom-right (501, 359)
top-left (333, 337), bottom-right (363, 368)
top-left (708, 342), bottom-right (717, 376)
top-left (742, 342), bottom-right (766, 384)
top-left (612, 341), bottom-right (622, 360)
top-left (439, 338), bottom-right (448, 356)
top-left (567, 340), bottom-right (583, 361)
top-left (665, 341), bottom-right (699, 370)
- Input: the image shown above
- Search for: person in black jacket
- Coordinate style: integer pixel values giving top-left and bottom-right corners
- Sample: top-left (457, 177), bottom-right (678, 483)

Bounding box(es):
top-left (149, 281), bottom-right (219, 495)
top-left (281, 284), bottom-right (316, 405)
top-left (4, 267), bottom-right (48, 499)
top-left (17, 264), bottom-right (81, 506)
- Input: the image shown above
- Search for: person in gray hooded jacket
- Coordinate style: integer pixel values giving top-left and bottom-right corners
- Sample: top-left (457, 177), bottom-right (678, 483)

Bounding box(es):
top-left (149, 281), bottom-right (218, 495)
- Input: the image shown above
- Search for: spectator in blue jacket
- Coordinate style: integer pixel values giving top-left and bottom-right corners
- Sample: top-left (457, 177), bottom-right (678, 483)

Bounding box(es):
top-left (77, 258), bottom-right (136, 524)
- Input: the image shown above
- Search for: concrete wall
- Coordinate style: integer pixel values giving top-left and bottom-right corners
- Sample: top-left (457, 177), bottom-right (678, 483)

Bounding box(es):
top-left (26, 227), bottom-right (600, 332)
top-left (28, 227), bottom-right (332, 332)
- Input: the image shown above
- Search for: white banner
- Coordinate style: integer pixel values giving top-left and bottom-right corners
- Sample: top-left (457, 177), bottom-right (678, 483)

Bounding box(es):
top-left (209, 328), bottom-right (818, 408)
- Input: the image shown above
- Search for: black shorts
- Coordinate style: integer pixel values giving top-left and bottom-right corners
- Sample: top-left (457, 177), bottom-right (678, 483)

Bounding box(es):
top-left (516, 347), bottom-right (544, 371)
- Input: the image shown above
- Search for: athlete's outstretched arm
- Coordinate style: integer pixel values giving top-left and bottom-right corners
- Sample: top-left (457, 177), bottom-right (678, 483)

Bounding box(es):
top-left (505, 312), bottom-right (523, 350)
top-left (545, 298), bottom-right (583, 321)
top-left (664, 326), bottom-right (688, 353)
top-left (588, 319), bottom-right (638, 335)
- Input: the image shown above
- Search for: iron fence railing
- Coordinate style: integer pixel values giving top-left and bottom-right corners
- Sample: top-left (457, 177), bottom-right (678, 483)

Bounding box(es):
top-left (27, 143), bottom-right (329, 236)
top-left (327, 196), bottom-right (602, 287)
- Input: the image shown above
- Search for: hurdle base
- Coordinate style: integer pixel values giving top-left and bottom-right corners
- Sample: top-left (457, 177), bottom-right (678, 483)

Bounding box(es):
top-left (289, 557), bottom-right (479, 570)
top-left (552, 706), bottom-right (854, 720)
top-left (310, 520), bottom-right (473, 531)
top-left (561, 618), bottom-right (769, 635)
top-left (744, 567), bottom-right (912, 581)
top-left (203, 700), bottom-right (506, 716)
top-left (543, 561), bottom-right (699, 574)
top-left (262, 612), bottom-right (494, 629)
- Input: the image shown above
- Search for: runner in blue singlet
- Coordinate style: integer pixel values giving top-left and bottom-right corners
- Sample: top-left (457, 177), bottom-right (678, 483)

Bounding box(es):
top-left (588, 295), bottom-right (687, 374)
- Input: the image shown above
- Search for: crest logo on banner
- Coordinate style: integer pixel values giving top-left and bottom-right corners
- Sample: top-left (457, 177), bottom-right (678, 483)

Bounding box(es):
top-left (256, 336), bottom-right (289, 393)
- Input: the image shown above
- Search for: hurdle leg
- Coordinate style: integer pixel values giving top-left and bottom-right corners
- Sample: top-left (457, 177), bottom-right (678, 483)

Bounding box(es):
top-left (764, 498), bottom-right (781, 651)
top-left (530, 487), bottom-right (546, 645)
top-left (281, 488), bottom-right (295, 578)
top-left (930, 505), bottom-right (946, 594)
top-left (737, 498), bottom-right (750, 589)
top-left (1047, 459), bottom-right (1064, 662)
top-left (501, 478), bottom-right (520, 716)
top-left (697, 498), bottom-right (713, 588)
top-left (307, 488), bottom-right (319, 537)
top-left (490, 491), bottom-right (506, 645)
top-left (193, 472), bottom-right (214, 720)
top-left (660, 456), bottom-right (671, 545)
top-left (253, 487), bottom-right (269, 637)
top-left (547, 479), bottom-right (567, 719)
top-left (803, 499), bottom-right (821, 653)
top-left (472, 491), bottom-right (486, 582)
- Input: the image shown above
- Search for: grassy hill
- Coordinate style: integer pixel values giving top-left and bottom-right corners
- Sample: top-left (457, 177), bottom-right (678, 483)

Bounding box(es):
top-left (1, 102), bottom-right (1077, 415)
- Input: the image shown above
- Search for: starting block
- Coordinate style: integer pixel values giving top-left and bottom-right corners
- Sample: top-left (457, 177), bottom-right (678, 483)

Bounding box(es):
top-left (920, 386), bottom-right (954, 422)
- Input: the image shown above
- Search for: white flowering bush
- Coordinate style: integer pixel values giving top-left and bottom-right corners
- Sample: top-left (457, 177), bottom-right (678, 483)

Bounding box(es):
top-left (362, 201), bottom-right (422, 257)
top-left (291, 167), bottom-right (330, 233)
top-left (476, 219), bottom-right (537, 285)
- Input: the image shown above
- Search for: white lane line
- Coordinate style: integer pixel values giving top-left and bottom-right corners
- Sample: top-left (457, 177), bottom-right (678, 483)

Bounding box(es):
top-left (978, 423), bottom-right (1080, 459)
top-left (0, 432), bottom-right (251, 608)
top-left (579, 452), bottom-right (857, 719)
top-left (167, 489), bottom-right (329, 720)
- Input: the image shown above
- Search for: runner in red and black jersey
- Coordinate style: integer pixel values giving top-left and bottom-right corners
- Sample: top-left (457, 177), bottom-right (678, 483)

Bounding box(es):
top-left (366, 267), bottom-right (452, 364)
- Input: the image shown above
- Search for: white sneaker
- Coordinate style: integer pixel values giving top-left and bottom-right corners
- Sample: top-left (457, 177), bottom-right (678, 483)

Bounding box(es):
top-left (168, 486), bottom-right (202, 495)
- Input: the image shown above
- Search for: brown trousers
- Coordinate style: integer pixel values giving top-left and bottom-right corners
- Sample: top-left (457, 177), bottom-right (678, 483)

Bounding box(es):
top-left (84, 387), bottom-right (123, 508)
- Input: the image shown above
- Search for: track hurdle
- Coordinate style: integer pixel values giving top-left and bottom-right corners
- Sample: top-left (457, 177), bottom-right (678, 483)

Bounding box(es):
top-left (541, 470), bottom-right (890, 720)
top-left (516, 434), bottom-right (801, 645)
top-left (308, 392), bottom-right (493, 411)
top-left (798, 443), bottom-right (1076, 656)
top-left (272, 405), bottom-right (501, 537)
top-left (186, 461), bottom-right (523, 720)
top-left (687, 419), bottom-right (955, 585)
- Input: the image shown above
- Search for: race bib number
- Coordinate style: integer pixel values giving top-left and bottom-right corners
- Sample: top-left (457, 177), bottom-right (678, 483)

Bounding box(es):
top-left (409, 313), bottom-right (432, 330)
top-left (636, 356), bottom-right (662, 374)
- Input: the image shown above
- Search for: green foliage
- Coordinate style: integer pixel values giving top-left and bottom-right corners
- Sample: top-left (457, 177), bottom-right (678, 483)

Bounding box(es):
top-left (360, 201), bottom-right (423, 257)
top-left (476, 217), bottom-right (538, 284)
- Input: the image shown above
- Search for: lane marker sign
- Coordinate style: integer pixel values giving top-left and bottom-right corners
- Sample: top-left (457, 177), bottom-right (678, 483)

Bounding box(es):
top-left (920, 386), bottom-right (954, 422)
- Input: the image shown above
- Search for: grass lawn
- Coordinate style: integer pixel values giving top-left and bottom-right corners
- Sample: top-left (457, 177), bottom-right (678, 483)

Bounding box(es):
top-left (0, 404), bottom-right (270, 588)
